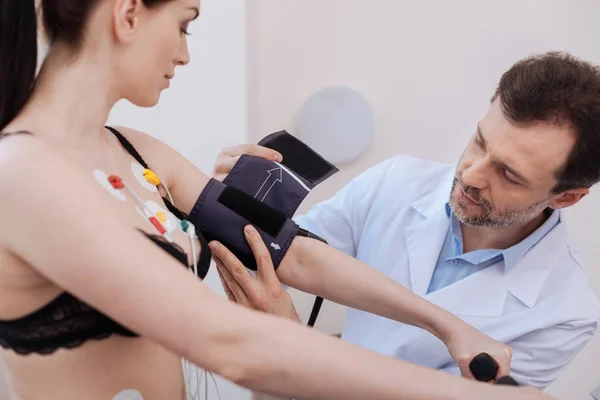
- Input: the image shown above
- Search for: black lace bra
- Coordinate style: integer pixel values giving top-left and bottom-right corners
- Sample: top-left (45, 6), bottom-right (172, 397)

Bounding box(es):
top-left (0, 128), bottom-right (211, 355)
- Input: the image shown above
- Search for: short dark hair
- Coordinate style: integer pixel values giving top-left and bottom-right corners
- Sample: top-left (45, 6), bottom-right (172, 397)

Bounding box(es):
top-left (0, 0), bottom-right (173, 131)
top-left (491, 52), bottom-right (600, 194)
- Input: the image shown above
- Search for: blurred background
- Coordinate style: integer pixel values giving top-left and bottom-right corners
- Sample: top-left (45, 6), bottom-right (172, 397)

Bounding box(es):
top-left (3, 0), bottom-right (599, 399)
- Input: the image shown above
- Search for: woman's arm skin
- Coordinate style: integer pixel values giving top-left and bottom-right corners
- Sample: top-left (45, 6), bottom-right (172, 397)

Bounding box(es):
top-left (212, 138), bottom-right (513, 379)
top-left (209, 229), bottom-right (550, 400)
top-left (126, 128), bottom-right (513, 378)
top-left (212, 228), bottom-right (512, 381)
top-left (0, 132), bottom-right (548, 400)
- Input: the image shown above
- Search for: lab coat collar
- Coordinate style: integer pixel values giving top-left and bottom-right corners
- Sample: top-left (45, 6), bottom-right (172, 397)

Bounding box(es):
top-left (407, 170), bottom-right (564, 314)
top-left (503, 219), bottom-right (564, 308)
top-left (406, 173), bottom-right (454, 297)
top-left (411, 172), bottom-right (454, 219)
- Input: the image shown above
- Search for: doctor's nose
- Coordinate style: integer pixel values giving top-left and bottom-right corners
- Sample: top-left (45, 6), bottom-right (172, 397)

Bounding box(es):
top-left (461, 162), bottom-right (488, 190)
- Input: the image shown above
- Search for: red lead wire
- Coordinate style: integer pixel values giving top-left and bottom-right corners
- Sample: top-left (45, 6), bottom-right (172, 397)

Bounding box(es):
top-left (148, 216), bottom-right (167, 235)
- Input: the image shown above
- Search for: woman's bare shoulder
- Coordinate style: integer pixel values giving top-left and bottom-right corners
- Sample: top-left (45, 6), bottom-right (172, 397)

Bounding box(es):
top-left (109, 125), bottom-right (176, 167)
top-left (108, 125), bottom-right (187, 184)
top-left (0, 131), bottom-right (77, 186)
top-left (0, 132), bottom-right (64, 188)
top-left (109, 125), bottom-right (209, 212)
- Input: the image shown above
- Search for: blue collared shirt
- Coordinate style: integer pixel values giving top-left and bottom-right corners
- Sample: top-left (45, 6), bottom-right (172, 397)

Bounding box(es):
top-left (427, 205), bottom-right (561, 294)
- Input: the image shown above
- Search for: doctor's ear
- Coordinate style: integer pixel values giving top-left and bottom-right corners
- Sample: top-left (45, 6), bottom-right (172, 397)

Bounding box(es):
top-left (112, 0), bottom-right (143, 43)
top-left (547, 187), bottom-right (589, 210)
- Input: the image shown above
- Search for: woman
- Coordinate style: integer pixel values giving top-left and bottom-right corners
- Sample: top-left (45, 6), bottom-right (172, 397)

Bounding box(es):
top-left (0, 0), bottom-right (551, 399)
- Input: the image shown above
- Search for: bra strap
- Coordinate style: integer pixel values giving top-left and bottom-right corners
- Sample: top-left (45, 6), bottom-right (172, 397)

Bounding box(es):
top-left (105, 126), bottom-right (149, 169)
top-left (106, 126), bottom-right (212, 278)
top-left (0, 130), bottom-right (33, 141)
top-left (105, 126), bottom-right (189, 222)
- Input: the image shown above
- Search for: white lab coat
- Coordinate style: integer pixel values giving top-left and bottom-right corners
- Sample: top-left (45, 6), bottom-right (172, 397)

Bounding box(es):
top-left (294, 154), bottom-right (600, 389)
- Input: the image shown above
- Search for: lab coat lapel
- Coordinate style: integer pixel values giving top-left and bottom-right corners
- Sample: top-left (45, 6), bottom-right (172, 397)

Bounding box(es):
top-left (504, 218), bottom-right (564, 308)
top-left (424, 213), bottom-right (565, 317)
top-left (425, 261), bottom-right (508, 317)
top-left (406, 176), bottom-right (453, 296)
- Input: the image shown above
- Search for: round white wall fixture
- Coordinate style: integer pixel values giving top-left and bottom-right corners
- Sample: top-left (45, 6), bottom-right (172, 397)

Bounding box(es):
top-left (112, 389), bottom-right (144, 400)
top-left (297, 86), bottom-right (374, 165)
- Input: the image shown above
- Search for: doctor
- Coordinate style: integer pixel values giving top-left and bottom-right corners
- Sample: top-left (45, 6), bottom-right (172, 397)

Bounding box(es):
top-left (212, 51), bottom-right (600, 390)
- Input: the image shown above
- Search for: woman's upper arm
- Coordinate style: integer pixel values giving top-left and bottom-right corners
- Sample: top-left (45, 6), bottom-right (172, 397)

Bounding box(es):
top-left (111, 126), bottom-right (210, 214)
top-left (0, 136), bottom-right (231, 369)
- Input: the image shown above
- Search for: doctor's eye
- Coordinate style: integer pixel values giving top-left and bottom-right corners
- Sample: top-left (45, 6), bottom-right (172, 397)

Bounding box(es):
top-left (502, 169), bottom-right (520, 185)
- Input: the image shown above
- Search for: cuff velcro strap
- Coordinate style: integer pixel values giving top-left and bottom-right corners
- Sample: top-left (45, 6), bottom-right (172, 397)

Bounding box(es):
top-left (188, 178), bottom-right (300, 271)
top-left (223, 130), bottom-right (339, 219)
top-left (258, 130), bottom-right (339, 188)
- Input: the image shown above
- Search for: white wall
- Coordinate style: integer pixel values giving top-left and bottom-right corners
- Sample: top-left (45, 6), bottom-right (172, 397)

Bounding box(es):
top-left (248, 1), bottom-right (600, 399)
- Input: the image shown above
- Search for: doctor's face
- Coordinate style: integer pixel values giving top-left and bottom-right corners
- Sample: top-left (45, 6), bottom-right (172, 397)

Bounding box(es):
top-left (450, 99), bottom-right (576, 227)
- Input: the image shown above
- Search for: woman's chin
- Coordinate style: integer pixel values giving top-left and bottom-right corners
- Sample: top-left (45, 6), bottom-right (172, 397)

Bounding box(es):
top-left (127, 92), bottom-right (162, 108)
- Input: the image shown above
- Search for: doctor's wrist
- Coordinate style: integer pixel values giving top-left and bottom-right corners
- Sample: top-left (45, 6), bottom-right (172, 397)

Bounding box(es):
top-left (417, 306), bottom-right (461, 344)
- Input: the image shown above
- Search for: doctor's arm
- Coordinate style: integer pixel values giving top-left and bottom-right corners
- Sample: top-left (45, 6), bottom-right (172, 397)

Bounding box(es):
top-left (276, 236), bottom-right (513, 379)
top-left (212, 144), bottom-right (513, 378)
top-left (214, 145), bottom-right (515, 377)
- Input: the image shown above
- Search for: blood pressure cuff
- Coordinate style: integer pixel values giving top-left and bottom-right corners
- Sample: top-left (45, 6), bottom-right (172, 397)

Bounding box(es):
top-left (189, 130), bottom-right (336, 271)
top-left (189, 178), bottom-right (326, 270)
top-left (223, 130), bottom-right (339, 218)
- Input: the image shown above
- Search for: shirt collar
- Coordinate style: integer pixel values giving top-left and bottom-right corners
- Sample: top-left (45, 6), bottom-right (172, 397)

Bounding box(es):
top-left (502, 208), bottom-right (561, 271)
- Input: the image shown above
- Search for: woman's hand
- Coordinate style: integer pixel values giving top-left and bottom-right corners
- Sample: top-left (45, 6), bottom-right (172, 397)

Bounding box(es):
top-left (212, 144), bottom-right (283, 181)
top-left (209, 225), bottom-right (300, 322)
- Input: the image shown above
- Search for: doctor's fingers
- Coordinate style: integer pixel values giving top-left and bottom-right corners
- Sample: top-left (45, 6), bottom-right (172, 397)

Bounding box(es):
top-left (216, 265), bottom-right (238, 303)
top-left (222, 144), bottom-right (282, 162)
top-left (213, 155), bottom-right (240, 181)
top-left (457, 348), bottom-right (512, 382)
top-left (457, 360), bottom-right (476, 380)
top-left (214, 145), bottom-right (283, 180)
top-left (243, 225), bottom-right (280, 287)
top-left (215, 257), bottom-right (250, 306)
top-left (209, 241), bottom-right (259, 294)
top-left (209, 241), bottom-right (257, 287)
top-left (494, 347), bottom-right (513, 379)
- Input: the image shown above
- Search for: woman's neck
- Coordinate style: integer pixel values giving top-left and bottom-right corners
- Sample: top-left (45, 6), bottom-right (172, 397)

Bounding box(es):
top-left (13, 45), bottom-right (118, 149)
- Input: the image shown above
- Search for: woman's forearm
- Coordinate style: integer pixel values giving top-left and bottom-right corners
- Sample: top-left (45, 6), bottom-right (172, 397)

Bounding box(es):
top-left (276, 237), bottom-right (462, 343)
top-left (200, 301), bottom-right (501, 400)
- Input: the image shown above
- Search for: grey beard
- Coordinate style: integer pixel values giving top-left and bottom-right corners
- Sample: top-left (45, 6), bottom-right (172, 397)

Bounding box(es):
top-left (449, 179), bottom-right (550, 228)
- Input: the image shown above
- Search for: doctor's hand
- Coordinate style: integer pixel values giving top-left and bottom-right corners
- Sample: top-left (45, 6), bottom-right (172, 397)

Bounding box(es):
top-left (443, 326), bottom-right (513, 382)
top-left (213, 144), bottom-right (283, 181)
top-left (209, 225), bottom-right (301, 323)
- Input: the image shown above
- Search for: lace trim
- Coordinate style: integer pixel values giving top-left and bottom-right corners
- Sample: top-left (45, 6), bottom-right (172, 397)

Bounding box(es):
top-left (0, 233), bottom-right (194, 355)
top-left (0, 331), bottom-right (133, 356)
top-left (0, 133), bottom-right (207, 354)
top-left (0, 293), bottom-right (136, 356)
